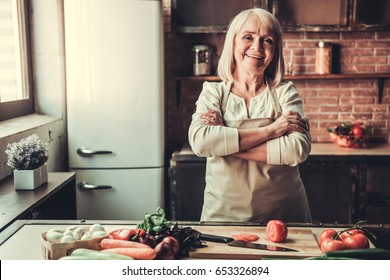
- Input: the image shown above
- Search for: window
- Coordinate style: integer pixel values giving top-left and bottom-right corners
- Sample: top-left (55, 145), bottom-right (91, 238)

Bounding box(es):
top-left (0, 0), bottom-right (33, 121)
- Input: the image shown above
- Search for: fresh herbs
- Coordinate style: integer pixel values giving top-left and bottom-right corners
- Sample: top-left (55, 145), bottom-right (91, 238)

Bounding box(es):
top-left (136, 207), bottom-right (205, 258)
top-left (137, 207), bottom-right (173, 235)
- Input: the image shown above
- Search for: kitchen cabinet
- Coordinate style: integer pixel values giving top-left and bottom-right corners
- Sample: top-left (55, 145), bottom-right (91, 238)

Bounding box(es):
top-left (354, 0), bottom-right (390, 31)
top-left (0, 172), bottom-right (76, 232)
top-left (169, 143), bottom-right (390, 224)
top-left (267, 0), bottom-right (351, 32)
top-left (359, 163), bottom-right (390, 223)
top-left (298, 161), bottom-right (357, 224)
top-left (169, 149), bottom-right (206, 221)
top-left (171, 0), bottom-right (389, 32)
top-left (171, 0), bottom-right (256, 33)
top-left (305, 144), bottom-right (390, 224)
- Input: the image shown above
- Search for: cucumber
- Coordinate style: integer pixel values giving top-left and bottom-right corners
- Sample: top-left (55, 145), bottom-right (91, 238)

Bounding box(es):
top-left (313, 248), bottom-right (390, 260)
top-left (306, 256), bottom-right (358, 260)
top-left (60, 255), bottom-right (108, 260)
top-left (60, 248), bottom-right (134, 260)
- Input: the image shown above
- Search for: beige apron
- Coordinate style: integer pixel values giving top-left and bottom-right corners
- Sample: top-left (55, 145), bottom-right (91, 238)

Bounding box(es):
top-left (200, 85), bottom-right (312, 223)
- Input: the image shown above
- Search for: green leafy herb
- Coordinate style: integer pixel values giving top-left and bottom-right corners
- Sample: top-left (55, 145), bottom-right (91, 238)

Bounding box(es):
top-left (137, 207), bottom-right (173, 235)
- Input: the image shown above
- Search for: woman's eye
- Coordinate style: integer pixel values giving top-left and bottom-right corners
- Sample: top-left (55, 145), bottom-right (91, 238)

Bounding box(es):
top-left (243, 35), bottom-right (253, 40)
top-left (263, 38), bottom-right (274, 45)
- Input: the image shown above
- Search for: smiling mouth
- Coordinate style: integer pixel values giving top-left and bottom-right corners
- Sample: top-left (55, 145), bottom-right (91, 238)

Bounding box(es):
top-left (245, 53), bottom-right (264, 59)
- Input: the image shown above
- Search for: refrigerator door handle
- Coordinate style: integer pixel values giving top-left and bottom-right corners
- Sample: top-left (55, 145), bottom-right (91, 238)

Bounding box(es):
top-left (76, 148), bottom-right (113, 157)
top-left (78, 181), bottom-right (113, 190)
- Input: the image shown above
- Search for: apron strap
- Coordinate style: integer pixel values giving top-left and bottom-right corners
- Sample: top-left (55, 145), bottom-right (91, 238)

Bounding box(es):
top-left (269, 87), bottom-right (282, 120)
top-left (220, 81), bottom-right (232, 114)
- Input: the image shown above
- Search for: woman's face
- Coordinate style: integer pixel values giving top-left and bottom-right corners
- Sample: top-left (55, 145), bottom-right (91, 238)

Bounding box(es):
top-left (233, 14), bottom-right (276, 75)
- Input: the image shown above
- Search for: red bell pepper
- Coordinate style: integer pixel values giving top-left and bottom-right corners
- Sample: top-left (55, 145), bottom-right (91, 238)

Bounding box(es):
top-left (108, 228), bottom-right (146, 241)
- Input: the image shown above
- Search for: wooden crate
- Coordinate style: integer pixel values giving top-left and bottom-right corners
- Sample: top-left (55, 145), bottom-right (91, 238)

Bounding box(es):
top-left (40, 230), bottom-right (107, 260)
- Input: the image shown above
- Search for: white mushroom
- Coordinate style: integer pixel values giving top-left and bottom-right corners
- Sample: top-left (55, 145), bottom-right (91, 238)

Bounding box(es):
top-left (80, 232), bottom-right (92, 240)
top-left (46, 231), bottom-right (64, 243)
top-left (92, 230), bottom-right (108, 238)
top-left (63, 229), bottom-right (74, 236)
top-left (65, 225), bottom-right (78, 232)
top-left (60, 235), bottom-right (76, 243)
top-left (88, 224), bottom-right (105, 234)
top-left (72, 227), bottom-right (86, 240)
top-left (46, 228), bottom-right (63, 235)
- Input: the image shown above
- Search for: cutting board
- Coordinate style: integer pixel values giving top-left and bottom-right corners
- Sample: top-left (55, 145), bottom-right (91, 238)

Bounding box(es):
top-left (189, 226), bottom-right (322, 259)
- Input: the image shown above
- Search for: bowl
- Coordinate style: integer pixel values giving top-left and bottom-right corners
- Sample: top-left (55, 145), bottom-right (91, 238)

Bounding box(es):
top-left (329, 133), bottom-right (368, 148)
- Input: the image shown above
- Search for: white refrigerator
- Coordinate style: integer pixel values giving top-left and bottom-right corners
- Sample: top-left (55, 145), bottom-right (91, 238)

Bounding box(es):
top-left (64, 0), bottom-right (164, 220)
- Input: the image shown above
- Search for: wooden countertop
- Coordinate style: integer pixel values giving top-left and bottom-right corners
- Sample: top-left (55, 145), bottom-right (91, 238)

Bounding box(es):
top-left (0, 220), bottom-right (336, 260)
top-left (310, 143), bottom-right (390, 156)
top-left (0, 220), bottom-right (383, 260)
top-left (172, 143), bottom-right (390, 162)
top-left (0, 172), bottom-right (76, 232)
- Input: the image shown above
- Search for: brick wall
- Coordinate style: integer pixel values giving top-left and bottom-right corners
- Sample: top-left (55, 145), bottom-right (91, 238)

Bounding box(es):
top-left (162, 0), bottom-right (390, 152)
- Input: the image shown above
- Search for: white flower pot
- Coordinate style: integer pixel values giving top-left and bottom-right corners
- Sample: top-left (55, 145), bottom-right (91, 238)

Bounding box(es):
top-left (14, 164), bottom-right (48, 190)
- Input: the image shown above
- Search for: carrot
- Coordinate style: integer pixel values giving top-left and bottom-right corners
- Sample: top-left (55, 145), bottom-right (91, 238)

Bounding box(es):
top-left (101, 238), bottom-right (151, 249)
top-left (232, 233), bottom-right (259, 242)
top-left (101, 247), bottom-right (156, 260)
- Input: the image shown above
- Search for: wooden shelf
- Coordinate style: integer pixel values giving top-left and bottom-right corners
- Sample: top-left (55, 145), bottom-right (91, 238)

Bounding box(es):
top-left (288, 73), bottom-right (390, 80)
top-left (175, 73), bottom-right (390, 81)
top-left (175, 73), bottom-right (390, 103)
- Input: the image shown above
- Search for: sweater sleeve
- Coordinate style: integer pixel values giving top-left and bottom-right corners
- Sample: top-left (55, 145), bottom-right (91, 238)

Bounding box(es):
top-left (267, 82), bottom-right (311, 166)
top-left (188, 82), bottom-right (239, 157)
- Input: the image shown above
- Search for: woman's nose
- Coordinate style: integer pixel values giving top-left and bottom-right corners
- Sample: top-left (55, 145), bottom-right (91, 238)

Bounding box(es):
top-left (251, 39), bottom-right (263, 51)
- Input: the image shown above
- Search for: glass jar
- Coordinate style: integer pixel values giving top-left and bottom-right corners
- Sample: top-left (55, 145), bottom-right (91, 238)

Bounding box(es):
top-left (192, 45), bottom-right (211, 76)
top-left (315, 41), bottom-right (332, 74)
top-left (272, 0), bottom-right (280, 16)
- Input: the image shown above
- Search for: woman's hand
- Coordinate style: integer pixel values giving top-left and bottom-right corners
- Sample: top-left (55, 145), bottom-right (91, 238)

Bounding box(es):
top-left (200, 109), bottom-right (224, 126)
top-left (269, 110), bottom-right (309, 138)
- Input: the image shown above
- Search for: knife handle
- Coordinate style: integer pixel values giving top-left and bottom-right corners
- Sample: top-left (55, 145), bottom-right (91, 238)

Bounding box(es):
top-left (200, 233), bottom-right (234, 243)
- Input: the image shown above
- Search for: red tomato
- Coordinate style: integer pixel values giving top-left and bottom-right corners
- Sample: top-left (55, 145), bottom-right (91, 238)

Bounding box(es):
top-left (318, 229), bottom-right (337, 245)
top-left (351, 124), bottom-right (365, 139)
top-left (320, 238), bottom-right (344, 253)
top-left (108, 228), bottom-right (145, 241)
top-left (232, 233), bottom-right (259, 242)
top-left (266, 220), bottom-right (288, 243)
top-left (343, 233), bottom-right (369, 250)
top-left (339, 229), bottom-right (365, 242)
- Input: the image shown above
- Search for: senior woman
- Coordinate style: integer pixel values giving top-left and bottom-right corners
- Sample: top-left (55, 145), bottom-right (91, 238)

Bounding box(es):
top-left (188, 8), bottom-right (312, 223)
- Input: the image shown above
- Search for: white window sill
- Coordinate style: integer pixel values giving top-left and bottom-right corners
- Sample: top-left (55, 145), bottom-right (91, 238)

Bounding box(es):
top-left (0, 114), bottom-right (59, 138)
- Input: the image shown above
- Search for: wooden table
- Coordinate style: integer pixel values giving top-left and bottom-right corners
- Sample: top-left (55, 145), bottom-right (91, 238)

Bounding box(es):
top-left (0, 220), bottom-right (368, 260)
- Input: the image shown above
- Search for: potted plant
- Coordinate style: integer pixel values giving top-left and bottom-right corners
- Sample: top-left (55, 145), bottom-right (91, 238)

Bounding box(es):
top-left (5, 134), bottom-right (49, 190)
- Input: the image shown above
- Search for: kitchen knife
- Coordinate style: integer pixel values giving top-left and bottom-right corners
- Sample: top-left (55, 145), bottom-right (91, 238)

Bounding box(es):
top-left (200, 233), bottom-right (298, 252)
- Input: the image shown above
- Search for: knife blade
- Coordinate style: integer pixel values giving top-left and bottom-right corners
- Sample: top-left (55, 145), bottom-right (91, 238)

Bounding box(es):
top-left (199, 233), bottom-right (298, 252)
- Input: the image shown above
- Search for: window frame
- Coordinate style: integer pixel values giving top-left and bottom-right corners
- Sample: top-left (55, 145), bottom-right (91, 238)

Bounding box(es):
top-left (0, 0), bottom-right (34, 122)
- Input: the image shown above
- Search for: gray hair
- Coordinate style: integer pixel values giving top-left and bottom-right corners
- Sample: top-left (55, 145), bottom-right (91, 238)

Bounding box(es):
top-left (217, 8), bottom-right (285, 88)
